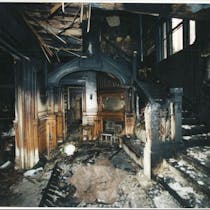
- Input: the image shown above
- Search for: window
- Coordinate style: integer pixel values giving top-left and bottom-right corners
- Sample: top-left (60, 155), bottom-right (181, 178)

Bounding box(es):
top-left (162, 21), bottom-right (167, 59)
top-left (159, 18), bottom-right (196, 61)
top-left (189, 20), bottom-right (196, 45)
top-left (172, 18), bottom-right (183, 53)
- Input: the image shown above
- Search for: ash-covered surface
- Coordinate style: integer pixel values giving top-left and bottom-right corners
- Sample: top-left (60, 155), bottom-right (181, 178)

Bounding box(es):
top-left (2, 139), bottom-right (210, 208)
top-left (40, 141), bottom-right (156, 208)
top-left (155, 157), bottom-right (210, 208)
top-left (0, 164), bottom-right (51, 207)
top-left (187, 146), bottom-right (210, 168)
top-left (69, 158), bottom-right (127, 204)
top-left (39, 141), bottom-right (183, 208)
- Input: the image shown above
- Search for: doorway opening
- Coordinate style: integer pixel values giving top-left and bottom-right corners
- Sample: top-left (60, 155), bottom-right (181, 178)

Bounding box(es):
top-left (63, 86), bottom-right (84, 136)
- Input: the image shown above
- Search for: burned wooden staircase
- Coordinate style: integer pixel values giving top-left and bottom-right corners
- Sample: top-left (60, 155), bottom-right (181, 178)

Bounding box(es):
top-left (154, 147), bottom-right (210, 208)
top-left (182, 103), bottom-right (210, 147)
top-left (152, 102), bottom-right (210, 208)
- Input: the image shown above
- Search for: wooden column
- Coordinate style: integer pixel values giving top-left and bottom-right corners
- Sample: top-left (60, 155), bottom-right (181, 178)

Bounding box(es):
top-left (14, 61), bottom-right (24, 168)
top-left (144, 104), bottom-right (152, 179)
top-left (14, 60), bottom-right (40, 169)
top-left (170, 88), bottom-right (183, 142)
top-left (32, 67), bottom-right (39, 165)
top-left (144, 102), bottom-right (160, 179)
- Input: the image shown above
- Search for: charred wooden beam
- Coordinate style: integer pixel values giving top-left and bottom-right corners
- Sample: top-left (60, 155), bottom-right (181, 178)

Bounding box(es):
top-left (26, 14), bottom-right (67, 44)
top-left (58, 8), bottom-right (81, 35)
top-left (39, 164), bottom-right (62, 207)
top-left (49, 3), bottom-right (72, 18)
top-left (22, 15), bottom-right (53, 62)
top-left (87, 4), bottom-right (91, 33)
top-left (52, 16), bottom-right (81, 23)
top-left (44, 44), bottom-right (81, 57)
top-left (50, 3), bottom-right (62, 16)
top-left (62, 28), bottom-right (82, 38)
top-left (0, 37), bottom-right (29, 61)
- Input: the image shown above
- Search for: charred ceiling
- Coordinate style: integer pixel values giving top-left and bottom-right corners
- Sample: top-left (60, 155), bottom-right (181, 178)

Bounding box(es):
top-left (0, 3), bottom-right (208, 65)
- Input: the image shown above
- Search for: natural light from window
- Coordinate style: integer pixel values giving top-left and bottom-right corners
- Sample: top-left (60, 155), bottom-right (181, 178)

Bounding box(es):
top-left (189, 20), bottom-right (196, 45)
top-left (163, 22), bottom-right (167, 59)
top-left (172, 18), bottom-right (182, 28)
top-left (172, 18), bottom-right (183, 54)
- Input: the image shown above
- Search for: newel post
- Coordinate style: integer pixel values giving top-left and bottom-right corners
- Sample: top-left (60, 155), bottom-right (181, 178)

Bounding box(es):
top-left (170, 88), bottom-right (183, 142)
top-left (144, 102), bottom-right (160, 179)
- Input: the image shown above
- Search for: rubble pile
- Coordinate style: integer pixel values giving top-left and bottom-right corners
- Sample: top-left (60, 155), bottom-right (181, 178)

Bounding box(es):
top-left (69, 158), bottom-right (126, 204)
top-left (2, 140), bottom-right (210, 208)
top-left (39, 141), bottom-right (158, 208)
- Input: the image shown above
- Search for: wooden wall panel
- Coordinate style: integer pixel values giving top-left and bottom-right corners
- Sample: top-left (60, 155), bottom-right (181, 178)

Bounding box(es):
top-left (38, 117), bottom-right (47, 154)
top-left (56, 112), bottom-right (63, 142)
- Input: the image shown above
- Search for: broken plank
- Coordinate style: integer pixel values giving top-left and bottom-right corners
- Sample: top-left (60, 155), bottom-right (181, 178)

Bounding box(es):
top-left (50, 3), bottom-right (62, 15)
top-left (62, 28), bottom-right (82, 37)
top-left (27, 15), bottom-right (67, 44)
top-left (58, 8), bottom-right (81, 35)
top-left (87, 4), bottom-right (91, 32)
top-left (22, 15), bottom-right (53, 62)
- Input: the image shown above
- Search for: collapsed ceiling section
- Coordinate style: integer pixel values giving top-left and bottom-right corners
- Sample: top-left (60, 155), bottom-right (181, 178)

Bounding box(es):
top-left (22, 3), bottom-right (90, 62)
top-left (19, 3), bottom-right (210, 64)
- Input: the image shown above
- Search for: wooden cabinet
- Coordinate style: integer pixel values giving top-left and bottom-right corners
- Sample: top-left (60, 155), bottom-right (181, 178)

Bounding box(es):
top-left (97, 88), bottom-right (126, 135)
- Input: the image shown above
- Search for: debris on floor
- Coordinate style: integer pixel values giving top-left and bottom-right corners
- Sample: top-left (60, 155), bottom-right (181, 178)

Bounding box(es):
top-left (23, 167), bottom-right (43, 177)
top-left (1, 140), bottom-right (210, 208)
top-left (69, 158), bottom-right (127, 204)
top-left (0, 160), bottom-right (12, 169)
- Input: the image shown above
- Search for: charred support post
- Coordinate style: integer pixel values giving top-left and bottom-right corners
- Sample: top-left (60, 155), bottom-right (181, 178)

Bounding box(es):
top-left (170, 88), bottom-right (183, 142)
top-left (144, 102), bottom-right (160, 179)
top-left (14, 61), bottom-right (40, 169)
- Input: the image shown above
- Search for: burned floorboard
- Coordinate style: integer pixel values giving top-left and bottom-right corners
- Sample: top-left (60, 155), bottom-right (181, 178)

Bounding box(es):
top-left (38, 141), bottom-right (155, 208)
top-left (39, 141), bottom-right (139, 207)
top-left (2, 139), bottom-right (210, 207)
top-left (38, 141), bottom-right (210, 208)
top-left (38, 140), bottom-right (182, 208)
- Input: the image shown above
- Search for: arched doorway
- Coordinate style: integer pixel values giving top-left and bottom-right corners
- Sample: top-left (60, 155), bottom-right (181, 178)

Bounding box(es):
top-left (47, 53), bottom-right (133, 142)
top-left (59, 70), bottom-right (125, 141)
